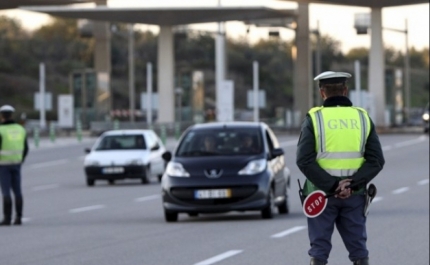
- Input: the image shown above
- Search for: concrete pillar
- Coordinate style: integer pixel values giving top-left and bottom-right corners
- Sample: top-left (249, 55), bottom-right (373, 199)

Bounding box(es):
top-left (369, 8), bottom-right (386, 127)
top-left (93, 0), bottom-right (111, 119)
top-left (293, 3), bottom-right (312, 126)
top-left (157, 26), bottom-right (175, 123)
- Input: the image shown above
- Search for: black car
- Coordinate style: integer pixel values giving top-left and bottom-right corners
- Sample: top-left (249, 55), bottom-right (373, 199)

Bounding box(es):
top-left (160, 122), bottom-right (291, 222)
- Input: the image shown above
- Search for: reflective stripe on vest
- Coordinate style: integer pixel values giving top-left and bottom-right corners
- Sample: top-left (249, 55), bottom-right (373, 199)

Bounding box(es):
top-left (310, 106), bottom-right (370, 177)
top-left (0, 124), bottom-right (26, 164)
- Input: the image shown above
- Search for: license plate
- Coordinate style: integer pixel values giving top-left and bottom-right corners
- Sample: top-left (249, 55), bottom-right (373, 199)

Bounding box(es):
top-left (194, 189), bottom-right (231, 199)
top-left (102, 167), bottom-right (124, 174)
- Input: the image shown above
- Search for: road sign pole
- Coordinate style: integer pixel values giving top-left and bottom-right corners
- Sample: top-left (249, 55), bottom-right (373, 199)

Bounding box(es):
top-left (76, 119), bottom-right (82, 142)
top-left (34, 127), bottom-right (39, 148)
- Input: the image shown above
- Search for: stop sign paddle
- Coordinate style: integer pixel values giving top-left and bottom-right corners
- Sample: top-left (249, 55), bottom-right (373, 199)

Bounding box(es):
top-left (302, 190), bottom-right (328, 218)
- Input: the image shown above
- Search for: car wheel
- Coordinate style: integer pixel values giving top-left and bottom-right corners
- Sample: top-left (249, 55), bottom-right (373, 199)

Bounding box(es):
top-left (157, 174), bottom-right (163, 182)
top-left (141, 166), bottom-right (150, 184)
top-left (86, 177), bottom-right (95, 187)
top-left (108, 179), bottom-right (115, 185)
top-left (164, 209), bottom-right (178, 222)
top-left (278, 186), bottom-right (290, 214)
top-left (261, 188), bottom-right (275, 219)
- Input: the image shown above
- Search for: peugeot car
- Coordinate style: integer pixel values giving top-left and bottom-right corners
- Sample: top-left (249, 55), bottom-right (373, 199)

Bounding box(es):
top-left (160, 122), bottom-right (291, 222)
top-left (84, 129), bottom-right (166, 186)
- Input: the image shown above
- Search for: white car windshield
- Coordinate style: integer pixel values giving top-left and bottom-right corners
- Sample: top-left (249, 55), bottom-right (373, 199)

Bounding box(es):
top-left (95, 135), bottom-right (146, 151)
top-left (176, 128), bottom-right (263, 157)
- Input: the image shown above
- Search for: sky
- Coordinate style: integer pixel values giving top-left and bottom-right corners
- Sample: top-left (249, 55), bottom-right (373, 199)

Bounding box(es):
top-left (0, 0), bottom-right (428, 54)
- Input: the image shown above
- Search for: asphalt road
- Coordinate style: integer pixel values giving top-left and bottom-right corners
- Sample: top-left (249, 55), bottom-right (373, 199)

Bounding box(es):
top-left (0, 133), bottom-right (428, 265)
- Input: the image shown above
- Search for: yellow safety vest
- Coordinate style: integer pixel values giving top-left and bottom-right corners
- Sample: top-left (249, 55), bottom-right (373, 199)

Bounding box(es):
top-left (0, 124), bottom-right (26, 165)
top-left (303, 106), bottom-right (371, 195)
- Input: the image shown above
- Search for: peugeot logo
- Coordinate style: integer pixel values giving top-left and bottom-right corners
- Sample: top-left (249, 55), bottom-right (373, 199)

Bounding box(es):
top-left (204, 169), bottom-right (223, 178)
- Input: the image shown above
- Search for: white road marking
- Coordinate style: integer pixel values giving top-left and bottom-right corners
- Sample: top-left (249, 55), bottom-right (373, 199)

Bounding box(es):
top-left (280, 140), bottom-right (298, 147)
top-left (418, 179), bottom-right (429, 185)
top-left (271, 226), bottom-right (307, 238)
top-left (32, 184), bottom-right (59, 191)
top-left (194, 250), bottom-right (243, 265)
top-left (382, 145), bottom-right (393, 151)
top-left (134, 195), bottom-right (161, 202)
top-left (392, 187), bottom-right (410, 195)
top-left (372, 197), bottom-right (383, 203)
top-left (394, 136), bottom-right (426, 148)
top-left (28, 159), bottom-right (68, 169)
top-left (69, 205), bottom-right (105, 213)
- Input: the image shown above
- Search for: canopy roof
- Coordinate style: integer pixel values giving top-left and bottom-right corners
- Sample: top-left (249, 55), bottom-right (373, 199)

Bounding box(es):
top-left (23, 6), bottom-right (297, 26)
top-left (292, 0), bottom-right (427, 8)
top-left (0, 0), bottom-right (92, 10)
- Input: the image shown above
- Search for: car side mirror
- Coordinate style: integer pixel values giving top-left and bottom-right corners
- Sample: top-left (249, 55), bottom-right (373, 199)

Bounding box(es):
top-left (271, 148), bottom-right (284, 158)
top-left (162, 151), bottom-right (172, 162)
top-left (84, 148), bottom-right (91, 154)
top-left (151, 145), bottom-right (160, 151)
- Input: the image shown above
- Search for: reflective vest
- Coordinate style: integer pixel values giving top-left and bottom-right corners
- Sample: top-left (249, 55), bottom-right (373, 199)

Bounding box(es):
top-left (0, 124), bottom-right (26, 165)
top-left (303, 106), bottom-right (370, 195)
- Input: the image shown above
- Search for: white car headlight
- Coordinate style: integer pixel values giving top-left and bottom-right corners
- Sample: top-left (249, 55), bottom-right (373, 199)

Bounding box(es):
top-left (165, 162), bottom-right (190, 177)
top-left (127, 159), bottom-right (143, 165)
top-left (238, 159), bottom-right (267, 175)
top-left (84, 160), bottom-right (100, 166)
top-left (423, 113), bottom-right (429, 121)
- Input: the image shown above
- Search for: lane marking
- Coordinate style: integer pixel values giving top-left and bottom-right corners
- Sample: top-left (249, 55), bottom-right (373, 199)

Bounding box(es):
top-left (394, 136), bottom-right (426, 148)
top-left (372, 197), bottom-right (383, 203)
top-left (28, 159), bottom-right (68, 169)
top-left (280, 140), bottom-right (298, 147)
top-left (134, 195), bottom-right (161, 202)
top-left (392, 187), bottom-right (410, 195)
top-left (271, 226), bottom-right (307, 238)
top-left (382, 146), bottom-right (393, 151)
top-left (194, 250), bottom-right (243, 265)
top-left (418, 179), bottom-right (429, 185)
top-left (69, 205), bottom-right (106, 213)
top-left (32, 184), bottom-right (59, 191)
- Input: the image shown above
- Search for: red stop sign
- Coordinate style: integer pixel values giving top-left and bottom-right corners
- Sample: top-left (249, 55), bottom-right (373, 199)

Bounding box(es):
top-left (303, 190), bottom-right (328, 218)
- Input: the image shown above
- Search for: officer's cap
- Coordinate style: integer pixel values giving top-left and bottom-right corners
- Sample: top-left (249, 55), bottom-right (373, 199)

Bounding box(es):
top-left (314, 71), bottom-right (351, 88)
top-left (0, 105), bottom-right (15, 113)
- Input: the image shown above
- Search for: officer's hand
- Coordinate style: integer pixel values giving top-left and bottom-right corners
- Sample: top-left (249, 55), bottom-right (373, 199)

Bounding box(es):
top-left (335, 179), bottom-right (352, 199)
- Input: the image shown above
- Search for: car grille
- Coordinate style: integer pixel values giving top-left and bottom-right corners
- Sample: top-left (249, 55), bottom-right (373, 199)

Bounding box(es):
top-left (170, 185), bottom-right (258, 205)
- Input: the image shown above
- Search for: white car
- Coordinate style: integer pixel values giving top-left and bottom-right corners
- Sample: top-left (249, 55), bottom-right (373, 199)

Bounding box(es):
top-left (84, 129), bottom-right (166, 186)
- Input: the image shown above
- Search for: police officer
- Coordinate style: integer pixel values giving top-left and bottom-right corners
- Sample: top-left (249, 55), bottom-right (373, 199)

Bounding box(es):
top-left (0, 105), bottom-right (29, 226)
top-left (296, 71), bottom-right (385, 265)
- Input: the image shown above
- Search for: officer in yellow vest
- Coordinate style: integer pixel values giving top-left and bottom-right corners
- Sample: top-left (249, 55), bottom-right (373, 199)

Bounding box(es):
top-left (0, 105), bottom-right (29, 226)
top-left (296, 72), bottom-right (385, 265)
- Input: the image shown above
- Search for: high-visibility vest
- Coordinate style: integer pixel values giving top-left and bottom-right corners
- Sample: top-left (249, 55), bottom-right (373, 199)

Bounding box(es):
top-left (0, 124), bottom-right (26, 165)
top-left (303, 106), bottom-right (371, 195)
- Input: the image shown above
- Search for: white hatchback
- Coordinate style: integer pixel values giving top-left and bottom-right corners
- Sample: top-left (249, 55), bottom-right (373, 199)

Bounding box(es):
top-left (84, 129), bottom-right (166, 186)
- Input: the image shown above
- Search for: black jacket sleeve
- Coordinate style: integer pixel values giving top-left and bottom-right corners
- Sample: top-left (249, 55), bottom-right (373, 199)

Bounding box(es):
top-left (296, 115), bottom-right (339, 193)
top-left (350, 118), bottom-right (385, 185)
top-left (22, 136), bottom-right (29, 163)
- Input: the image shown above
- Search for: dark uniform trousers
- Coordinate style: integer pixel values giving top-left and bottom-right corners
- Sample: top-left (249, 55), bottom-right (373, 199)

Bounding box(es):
top-left (0, 164), bottom-right (23, 222)
top-left (307, 194), bottom-right (368, 263)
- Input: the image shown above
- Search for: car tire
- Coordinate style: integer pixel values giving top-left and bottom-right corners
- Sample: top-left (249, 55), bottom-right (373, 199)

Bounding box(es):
top-left (164, 209), bottom-right (178, 222)
top-left (141, 166), bottom-right (150, 184)
top-left (157, 174), bottom-right (163, 182)
top-left (188, 212), bottom-right (198, 217)
top-left (86, 177), bottom-right (95, 187)
top-left (261, 188), bottom-right (275, 219)
top-left (108, 179), bottom-right (115, 185)
top-left (278, 186), bottom-right (290, 214)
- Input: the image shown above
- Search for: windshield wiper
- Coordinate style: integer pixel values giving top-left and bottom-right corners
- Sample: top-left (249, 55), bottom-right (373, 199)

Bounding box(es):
top-left (179, 150), bottom-right (220, 156)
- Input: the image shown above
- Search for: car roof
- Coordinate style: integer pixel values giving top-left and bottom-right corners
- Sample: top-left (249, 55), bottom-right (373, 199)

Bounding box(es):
top-left (189, 121), bottom-right (266, 131)
top-left (101, 129), bottom-right (154, 136)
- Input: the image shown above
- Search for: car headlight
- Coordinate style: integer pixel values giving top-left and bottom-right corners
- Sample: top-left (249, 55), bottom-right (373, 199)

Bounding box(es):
top-left (165, 162), bottom-right (190, 177)
top-left (423, 113), bottom-right (429, 121)
top-left (84, 160), bottom-right (100, 166)
top-left (127, 159), bottom-right (143, 165)
top-left (238, 159), bottom-right (267, 175)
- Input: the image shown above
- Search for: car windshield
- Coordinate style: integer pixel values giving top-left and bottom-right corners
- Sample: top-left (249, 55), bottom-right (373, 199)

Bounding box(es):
top-left (95, 134), bottom-right (146, 151)
top-left (176, 128), bottom-right (263, 157)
